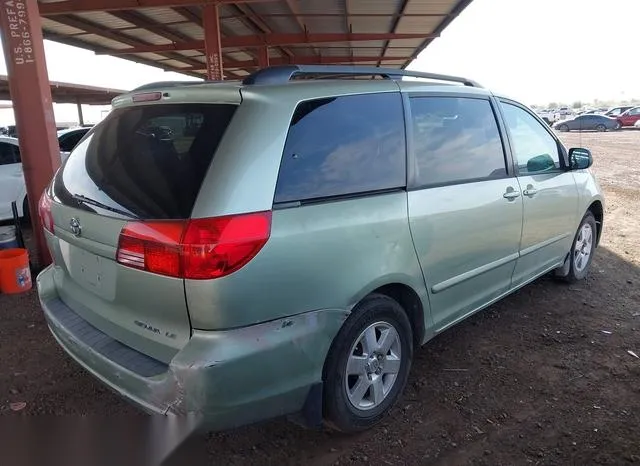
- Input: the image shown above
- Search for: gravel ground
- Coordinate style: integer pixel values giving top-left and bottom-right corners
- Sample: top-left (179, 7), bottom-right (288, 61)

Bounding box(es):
top-left (1, 130), bottom-right (639, 465)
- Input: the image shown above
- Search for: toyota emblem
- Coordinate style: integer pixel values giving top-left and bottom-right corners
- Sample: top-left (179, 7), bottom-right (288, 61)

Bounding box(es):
top-left (69, 217), bottom-right (82, 237)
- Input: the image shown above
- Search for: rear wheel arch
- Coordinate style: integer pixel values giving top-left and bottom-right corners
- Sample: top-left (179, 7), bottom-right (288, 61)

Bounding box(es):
top-left (344, 282), bottom-right (426, 349)
top-left (371, 283), bottom-right (425, 348)
top-left (587, 200), bottom-right (603, 246)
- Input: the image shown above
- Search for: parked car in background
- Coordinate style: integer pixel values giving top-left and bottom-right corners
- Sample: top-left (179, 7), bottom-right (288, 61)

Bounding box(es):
top-left (0, 128), bottom-right (89, 221)
top-left (558, 107), bottom-right (574, 118)
top-left (634, 119), bottom-right (640, 129)
top-left (0, 136), bottom-right (27, 220)
top-left (58, 127), bottom-right (90, 160)
top-left (537, 109), bottom-right (560, 124)
top-left (554, 114), bottom-right (620, 132)
top-left (36, 66), bottom-right (604, 433)
top-left (617, 107), bottom-right (640, 127)
top-left (604, 106), bottom-right (633, 118)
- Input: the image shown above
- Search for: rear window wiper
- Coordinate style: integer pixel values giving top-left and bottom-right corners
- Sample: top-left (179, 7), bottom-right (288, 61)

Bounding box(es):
top-left (72, 194), bottom-right (137, 219)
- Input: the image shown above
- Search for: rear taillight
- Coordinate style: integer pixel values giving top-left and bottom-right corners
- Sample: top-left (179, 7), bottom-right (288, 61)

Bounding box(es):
top-left (38, 190), bottom-right (54, 233)
top-left (116, 211), bottom-right (272, 280)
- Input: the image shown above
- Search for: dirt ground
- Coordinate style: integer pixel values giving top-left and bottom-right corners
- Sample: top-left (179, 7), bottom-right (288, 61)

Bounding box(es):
top-left (1, 130), bottom-right (639, 465)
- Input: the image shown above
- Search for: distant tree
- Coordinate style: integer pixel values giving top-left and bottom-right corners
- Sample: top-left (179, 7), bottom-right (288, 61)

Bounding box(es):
top-left (572, 101), bottom-right (582, 109)
top-left (548, 102), bottom-right (558, 109)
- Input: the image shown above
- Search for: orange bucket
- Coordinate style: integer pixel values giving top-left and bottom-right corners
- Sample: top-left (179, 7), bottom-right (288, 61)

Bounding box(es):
top-left (0, 248), bottom-right (31, 294)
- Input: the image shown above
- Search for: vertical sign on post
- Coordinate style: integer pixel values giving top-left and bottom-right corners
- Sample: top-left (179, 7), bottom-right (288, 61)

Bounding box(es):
top-left (0, 0), bottom-right (61, 266)
top-left (202, 3), bottom-right (223, 81)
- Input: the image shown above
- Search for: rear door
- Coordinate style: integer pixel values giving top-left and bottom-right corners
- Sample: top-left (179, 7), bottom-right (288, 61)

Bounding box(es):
top-left (48, 101), bottom-right (238, 362)
top-left (406, 94), bottom-right (522, 330)
top-left (579, 115), bottom-right (593, 131)
top-left (498, 100), bottom-right (580, 286)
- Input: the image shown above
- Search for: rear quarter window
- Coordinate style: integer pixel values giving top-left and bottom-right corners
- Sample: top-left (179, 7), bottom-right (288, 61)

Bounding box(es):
top-left (274, 92), bottom-right (406, 204)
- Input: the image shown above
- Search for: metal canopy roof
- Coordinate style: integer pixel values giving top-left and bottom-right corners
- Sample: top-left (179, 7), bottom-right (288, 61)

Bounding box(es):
top-left (0, 74), bottom-right (125, 104)
top-left (37, 0), bottom-right (473, 79)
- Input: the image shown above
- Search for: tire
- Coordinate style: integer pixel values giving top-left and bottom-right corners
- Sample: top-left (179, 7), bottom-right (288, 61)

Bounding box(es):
top-left (614, 122), bottom-right (621, 131)
top-left (596, 124), bottom-right (606, 132)
top-left (559, 124), bottom-right (570, 132)
top-left (555, 212), bottom-right (597, 283)
top-left (323, 293), bottom-right (413, 433)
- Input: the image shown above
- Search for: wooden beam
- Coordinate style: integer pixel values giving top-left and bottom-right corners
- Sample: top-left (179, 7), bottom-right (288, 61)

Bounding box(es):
top-left (39, 0), bottom-right (278, 15)
top-left (97, 32), bottom-right (437, 54)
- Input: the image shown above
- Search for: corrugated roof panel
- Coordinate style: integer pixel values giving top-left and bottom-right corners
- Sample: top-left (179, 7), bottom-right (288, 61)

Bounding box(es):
top-left (221, 16), bottom-right (258, 36)
top-left (137, 7), bottom-right (187, 24)
top-left (225, 51), bottom-right (255, 62)
top-left (404, 0), bottom-right (456, 15)
top-left (37, 0), bottom-right (465, 77)
top-left (78, 34), bottom-right (131, 50)
top-left (175, 50), bottom-right (203, 58)
top-left (351, 46), bottom-right (385, 57)
top-left (303, 16), bottom-right (346, 34)
top-left (249, 2), bottom-right (302, 33)
top-left (73, 12), bottom-right (134, 29)
top-left (287, 46), bottom-right (317, 57)
top-left (385, 38), bottom-right (427, 48)
top-left (350, 16), bottom-right (394, 33)
top-left (383, 47), bottom-right (417, 58)
top-left (298, 0), bottom-right (343, 14)
top-left (133, 52), bottom-right (172, 61)
top-left (41, 18), bottom-right (85, 35)
top-left (169, 23), bottom-right (204, 41)
top-left (121, 29), bottom-right (172, 45)
top-left (395, 15), bottom-right (442, 34)
top-left (159, 59), bottom-right (192, 69)
top-left (349, 0), bottom-right (402, 15)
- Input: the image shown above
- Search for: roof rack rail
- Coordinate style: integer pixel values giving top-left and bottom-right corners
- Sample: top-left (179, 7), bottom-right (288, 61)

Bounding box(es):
top-left (242, 65), bottom-right (482, 88)
top-left (130, 81), bottom-right (206, 92)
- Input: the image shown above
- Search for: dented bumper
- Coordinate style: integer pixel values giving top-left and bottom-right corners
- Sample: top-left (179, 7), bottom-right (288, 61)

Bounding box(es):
top-left (37, 265), bottom-right (348, 430)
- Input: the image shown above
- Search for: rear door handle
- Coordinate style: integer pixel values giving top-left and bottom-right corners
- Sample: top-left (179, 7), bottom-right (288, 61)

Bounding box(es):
top-left (503, 189), bottom-right (521, 200)
top-left (523, 185), bottom-right (538, 197)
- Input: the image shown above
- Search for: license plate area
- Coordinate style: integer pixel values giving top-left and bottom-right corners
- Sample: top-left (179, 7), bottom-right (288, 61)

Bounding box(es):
top-left (59, 239), bottom-right (117, 300)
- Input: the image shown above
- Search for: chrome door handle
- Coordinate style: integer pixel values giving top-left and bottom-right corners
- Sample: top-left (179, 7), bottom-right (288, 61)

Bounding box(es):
top-left (503, 189), bottom-right (521, 200)
top-left (523, 188), bottom-right (538, 197)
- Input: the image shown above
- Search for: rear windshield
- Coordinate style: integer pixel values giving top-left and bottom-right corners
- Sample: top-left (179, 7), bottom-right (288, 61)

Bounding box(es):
top-left (53, 103), bottom-right (237, 219)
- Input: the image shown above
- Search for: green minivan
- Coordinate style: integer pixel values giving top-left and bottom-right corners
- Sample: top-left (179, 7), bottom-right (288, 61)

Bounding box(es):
top-left (36, 66), bottom-right (603, 432)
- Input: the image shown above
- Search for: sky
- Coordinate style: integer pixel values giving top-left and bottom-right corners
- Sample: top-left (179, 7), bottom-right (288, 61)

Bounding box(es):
top-left (410, 0), bottom-right (640, 106)
top-left (0, 0), bottom-right (638, 125)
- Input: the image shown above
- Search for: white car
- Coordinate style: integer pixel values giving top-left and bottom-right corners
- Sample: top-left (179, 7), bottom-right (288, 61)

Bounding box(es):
top-left (0, 128), bottom-right (90, 221)
top-left (635, 120), bottom-right (640, 128)
top-left (0, 136), bottom-right (29, 221)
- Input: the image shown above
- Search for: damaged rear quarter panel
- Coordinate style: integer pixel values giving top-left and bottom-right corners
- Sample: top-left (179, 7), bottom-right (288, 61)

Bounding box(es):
top-left (165, 309), bottom-right (349, 427)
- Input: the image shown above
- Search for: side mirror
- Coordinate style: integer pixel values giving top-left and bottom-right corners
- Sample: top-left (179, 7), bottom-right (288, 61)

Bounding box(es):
top-left (569, 147), bottom-right (592, 170)
top-left (527, 154), bottom-right (556, 173)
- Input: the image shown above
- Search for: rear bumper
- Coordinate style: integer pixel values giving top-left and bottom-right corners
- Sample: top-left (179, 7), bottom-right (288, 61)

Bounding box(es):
top-left (37, 265), bottom-right (348, 430)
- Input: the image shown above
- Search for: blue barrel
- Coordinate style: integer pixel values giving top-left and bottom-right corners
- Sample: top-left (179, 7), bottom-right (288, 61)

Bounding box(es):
top-left (0, 226), bottom-right (19, 250)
